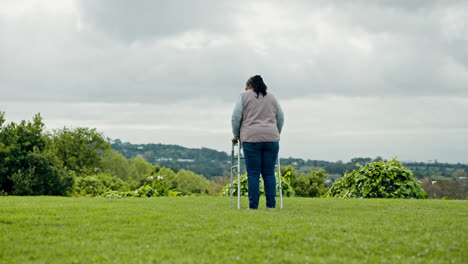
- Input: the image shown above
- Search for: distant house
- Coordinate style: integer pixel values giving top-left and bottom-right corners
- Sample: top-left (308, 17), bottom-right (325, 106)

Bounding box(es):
top-left (156, 158), bottom-right (172, 161)
top-left (177, 159), bottom-right (195, 162)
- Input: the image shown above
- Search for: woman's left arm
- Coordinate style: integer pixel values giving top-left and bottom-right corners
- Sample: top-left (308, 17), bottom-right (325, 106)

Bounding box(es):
top-left (275, 97), bottom-right (284, 134)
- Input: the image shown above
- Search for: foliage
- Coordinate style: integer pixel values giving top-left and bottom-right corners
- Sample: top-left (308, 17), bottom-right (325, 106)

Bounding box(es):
top-left (280, 165), bottom-right (296, 183)
top-left (326, 159), bottom-right (428, 199)
top-left (101, 149), bottom-right (130, 181)
top-left (48, 127), bottom-right (111, 176)
top-left (0, 113), bottom-right (46, 193)
top-left (221, 172), bottom-right (295, 197)
top-left (102, 183), bottom-right (182, 198)
top-left (1, 197), bottom-right (466, 263)
top-left (421, 178), bottom-right (468, 200)
top-left (127, 156), bottom-right (153, 186)
top-left (111, 140), bottom-right (229, 179)
top-left (74, 176), bottom-right (106, 197)
top-left (112, 140), bottom-right (468, 179)
top-left (131, 184), bottom-right (159, 197)
top-left (101, 185), bottom-right (159, 198)
top-left (0, 113), bottom-right (74, 195)
top-left (0, 113), bottom-right (226, 197)
top-left (10, 151), bottom-right (75, 196)
top-left (74, 173), bottom-right (128, 197)
top-left (101, 168), bottom-right (185, 198)
top-left (174, 169), bottom-right (209, 195)
top-left (206, 181), bottom-right (224, 195)
top-left (139, 173), bottom-right (175, 196)
top-left (293, 169), bottom-right (329, 197)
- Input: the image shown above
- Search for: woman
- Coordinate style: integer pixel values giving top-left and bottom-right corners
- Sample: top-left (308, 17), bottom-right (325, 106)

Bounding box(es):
top-left (231, 75), bottom-right (284, 209)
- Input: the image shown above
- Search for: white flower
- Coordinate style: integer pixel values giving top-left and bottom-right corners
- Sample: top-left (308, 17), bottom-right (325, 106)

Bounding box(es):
top-left (157, 175), bottom-right (164, 180)
top-left (147, 176), bottom-right (154, 180)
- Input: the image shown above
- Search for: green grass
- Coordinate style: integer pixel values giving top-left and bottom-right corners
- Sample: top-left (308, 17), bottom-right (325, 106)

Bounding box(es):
top-left (0, 197), bottom-right (466, 264)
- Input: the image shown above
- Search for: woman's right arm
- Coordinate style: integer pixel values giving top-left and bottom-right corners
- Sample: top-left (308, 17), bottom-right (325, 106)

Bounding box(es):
top-left (231, 95), bottom-right (243, 141)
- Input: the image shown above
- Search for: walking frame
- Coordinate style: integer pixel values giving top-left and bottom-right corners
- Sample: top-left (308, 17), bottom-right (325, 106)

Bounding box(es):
top-left (229, 142), bottom-right (283, 209)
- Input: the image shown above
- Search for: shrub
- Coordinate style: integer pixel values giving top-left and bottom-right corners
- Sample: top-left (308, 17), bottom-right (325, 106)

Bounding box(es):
top-left (326, 159), bottom-right (427, 199)
top-left (174, 169), bottom-right (209, 195)
top-left (293, 169), bottom-right (329, 197)
top-left (221, 172), bottom-right (294, 197)
top-left (74, 173), bottom-right (128, 197)
top-left (75, 176), bottom-right (106, 197)
top-left (139, 175), bottom-right (176, 196)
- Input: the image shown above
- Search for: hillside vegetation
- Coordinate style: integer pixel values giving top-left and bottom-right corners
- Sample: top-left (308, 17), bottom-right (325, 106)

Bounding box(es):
top-left (111, 140), bottom-right (468, 180)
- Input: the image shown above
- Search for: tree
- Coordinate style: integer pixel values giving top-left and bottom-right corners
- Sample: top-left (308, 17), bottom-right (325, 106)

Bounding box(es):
top-left (128, 156), bottom-right (153, 184)
top-left (49, 127), bottom-right (111, 176)
top-left (101, 149), bottom-right (130, 180)
top-left (0, 113), bottom-right (74, 195)
top-left (0, 113), bottom-right (47, 193)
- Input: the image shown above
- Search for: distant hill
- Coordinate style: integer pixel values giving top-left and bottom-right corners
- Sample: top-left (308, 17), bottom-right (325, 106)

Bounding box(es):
top-left (111, 139), bottom-right (230, 179)
top-left (111, 139), bottom-right (468, 180)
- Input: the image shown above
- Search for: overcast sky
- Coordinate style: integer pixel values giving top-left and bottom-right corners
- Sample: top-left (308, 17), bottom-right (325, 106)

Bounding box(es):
top-left (1, 0), bottom-right (467, 163)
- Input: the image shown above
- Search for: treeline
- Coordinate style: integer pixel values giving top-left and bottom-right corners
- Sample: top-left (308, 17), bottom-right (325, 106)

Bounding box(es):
top-left (112, 142), bottom-right (468, 179)
top-left (0, 113), bottom-right (222, 196)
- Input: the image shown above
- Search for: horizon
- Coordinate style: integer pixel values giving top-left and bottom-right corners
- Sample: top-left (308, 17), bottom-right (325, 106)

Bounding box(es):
top-left (108, 138), bottom-right (468, 165)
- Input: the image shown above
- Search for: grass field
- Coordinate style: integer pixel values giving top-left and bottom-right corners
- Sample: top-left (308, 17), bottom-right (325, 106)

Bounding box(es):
top-left (0, 196), bottom-right (466, 264)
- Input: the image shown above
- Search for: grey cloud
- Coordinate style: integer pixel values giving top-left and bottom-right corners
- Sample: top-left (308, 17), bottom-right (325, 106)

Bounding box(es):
top-left (77, 0), bottom-right (242, 42)
top-left (0, 0), bottom-right (467, 104)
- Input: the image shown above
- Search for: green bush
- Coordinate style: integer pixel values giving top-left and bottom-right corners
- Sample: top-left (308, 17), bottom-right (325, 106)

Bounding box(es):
top-left (102, 184), bottom-right (181, 198)
top-left (74, 173), bottom-right (128, 197)
top-left (174, 169), bottom-right (209, 195)
top-left (221, 172), bottom-right (294, 197)
top-left (326, 159), bottom-right (427, 199)
top-left (132, 166), bottom-right (178, 196)
top-left (75, 176), bottom-right (106, 197)
top-left (293, 169), bottom-right (328, 197)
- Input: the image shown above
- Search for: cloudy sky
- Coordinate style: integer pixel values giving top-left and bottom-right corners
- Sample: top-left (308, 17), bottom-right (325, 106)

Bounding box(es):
top-left (1, 0), bottom-right (467, 163)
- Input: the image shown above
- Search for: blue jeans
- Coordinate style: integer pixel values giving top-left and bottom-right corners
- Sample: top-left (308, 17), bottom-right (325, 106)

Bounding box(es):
top-left (242, 142), bottom-right (279, 209)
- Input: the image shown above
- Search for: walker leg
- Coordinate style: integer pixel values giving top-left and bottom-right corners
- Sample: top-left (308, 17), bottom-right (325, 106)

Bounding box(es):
top-left (229, 144), bottom-right (234, 208)
top-left (278, 154), bottom-right (283, 209)
top-left (237, 143), bottom-right (241, 209)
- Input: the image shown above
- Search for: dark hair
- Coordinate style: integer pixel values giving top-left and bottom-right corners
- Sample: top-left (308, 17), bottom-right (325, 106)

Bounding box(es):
top-left (247, 75), bottom-right (267, 98)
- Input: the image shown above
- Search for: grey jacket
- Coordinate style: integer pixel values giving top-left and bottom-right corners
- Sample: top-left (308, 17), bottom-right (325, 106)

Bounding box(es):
top-left (231, 89), bottom-right (284, 143)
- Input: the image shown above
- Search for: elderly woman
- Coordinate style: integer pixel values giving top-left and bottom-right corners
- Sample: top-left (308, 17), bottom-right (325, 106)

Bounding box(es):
top-left (231, 75), bottom-right (284, 209)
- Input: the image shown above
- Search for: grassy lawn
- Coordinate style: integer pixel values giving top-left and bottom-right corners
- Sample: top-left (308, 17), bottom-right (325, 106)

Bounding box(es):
top-left (0, 196), bottom-right (466, 264)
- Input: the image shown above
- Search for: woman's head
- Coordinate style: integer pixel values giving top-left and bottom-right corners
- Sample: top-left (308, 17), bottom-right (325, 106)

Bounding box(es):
top-left (246, 75), bottom-right (267, 98)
